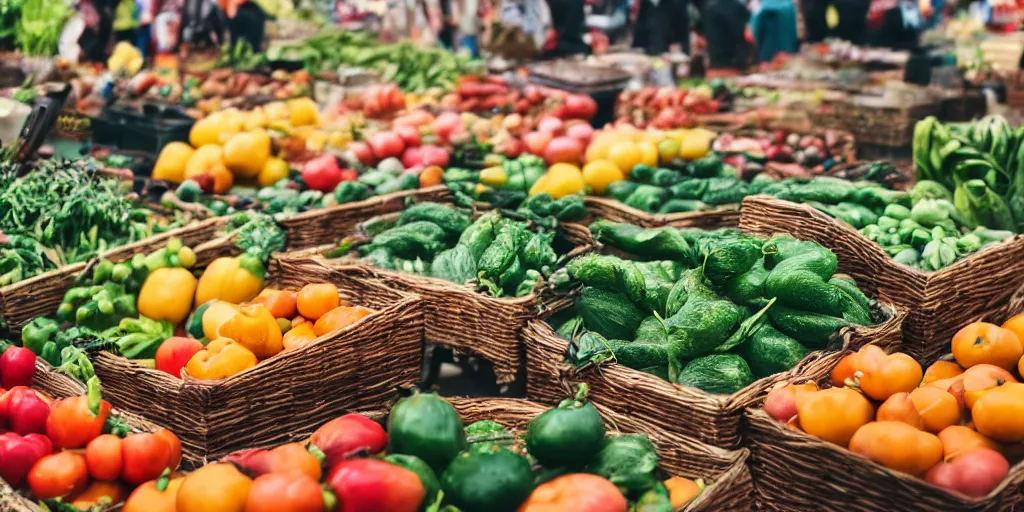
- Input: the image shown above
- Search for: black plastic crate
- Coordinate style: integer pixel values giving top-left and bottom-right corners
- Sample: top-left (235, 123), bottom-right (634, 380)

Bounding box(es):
top-left (91, 103), bottom-right (194, 158)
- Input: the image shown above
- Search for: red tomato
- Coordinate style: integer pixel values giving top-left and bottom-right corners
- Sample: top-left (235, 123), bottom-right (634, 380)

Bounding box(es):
top-left (394, 125), bottom-right (421, 147)
top-left (155, 337), bottom-right (204, 379)
top-left (0, 346), bottom-right (36, 389)
top-left (565, 123), bottom-right (593, 144)
top-left (349, 142), bottom-right (376, 166)
top-left (310, 413), bottom-right (387, 469)
top-left (564, 95), bottom-right (598, 120)
top-left (536, 117), bottom-right (565, 135)
top-left (417, 145), bottom-right (449, 168)
top-left (326, 458), bottom-right (424, 512)
top-left (86, 434), bottom-right (124, 481)
top-left (368, 132), bottom-right (406, 160)
top-left (544, 137), bottom-right (584, 165)
top-left (122, 432), bottom-right (173, 485)
top-left (245, 473), bottom-right (324, 512)
top-left (340, 169), bottom-right (358, 182)
top-left (302, 154), bottom-right (344, 193)
top-left (523, 131), bottom-right (553, 156)
top-left (432, 113), bottom-right (463, 141)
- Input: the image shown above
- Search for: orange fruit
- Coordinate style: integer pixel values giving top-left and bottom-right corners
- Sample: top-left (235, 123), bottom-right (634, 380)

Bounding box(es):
top-left (295, 283), bottom-right (342, 321)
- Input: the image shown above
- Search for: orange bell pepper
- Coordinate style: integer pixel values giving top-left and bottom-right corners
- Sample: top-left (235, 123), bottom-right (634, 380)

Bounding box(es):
top-left (282, 322), bottom-right (318, 352)
top-left (217, 304), bottom-right (284, 359)
top-left (46, 376), bottom-right (112, 449)
top-left (854, 345), bottom-right (923, 401)
top-left (123, 476), bottom-right (184, 512)
top-left (251, 289), bottom-right (298, 319)
top-left (71, 481), bottom-right (127, 509)
top-left (185, 339), bottom-right (258, 380)
top-left (313, 306), bottom-right (373, 337)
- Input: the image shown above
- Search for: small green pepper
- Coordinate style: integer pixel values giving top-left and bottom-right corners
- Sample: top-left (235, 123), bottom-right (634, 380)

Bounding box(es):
top-left (22, 317), bottom-right (60, 355)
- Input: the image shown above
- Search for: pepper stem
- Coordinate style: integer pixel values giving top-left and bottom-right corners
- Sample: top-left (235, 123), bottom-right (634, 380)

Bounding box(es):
top-left (156, 468), bottom-right (172, 491)
top-left (307, 444), bottom-right (327, 464)
top-left (321, 486), bottom-right (338, 512)
top-left (86, 375), bottom-right (102, 417)
top-left (573, 383), bottom-right (590, 402)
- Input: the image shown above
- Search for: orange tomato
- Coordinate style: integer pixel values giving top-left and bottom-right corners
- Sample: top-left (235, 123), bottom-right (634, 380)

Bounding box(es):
top-left (796, 388), bottom-right (875, 446)
top-left (972, 382), bottom-right (1024, 443)
top-left (856, 346), bottom-right (922, 401)
top-left (295, 283), bottom-right (341, 321)
top-left (663, 476), bottom-right (702, 509)
top-left (921, 360), bottom-right (964, 385)
top-left (999, 313), bottom-right (1024, 345)
top-left (849, 421), bottom-right (943, 476)
top-left (177, 463), bottom-right (252, 512)
top-left (28, 452), bottom-right (88, 499)
top-left (419, 166), bottom-right (444, 188)
top-left (232, 443), bottom-right (323, 481)
top-left (122, 431), bottom-right (174, 485)
top-left (952, 322), bottom-right (1023, 371)
top-left (245, 473), bottom-right (324, 512)
top-left (313, 306), bottom-right (373, 337)
top-left (282, 322), bottom-right (318, 352)
top-left (830, 352), bottom-right (858, 387)
top-left (154, 429), bottom-right (182, 472)
top-left (517, 473), bottom-right (627, 512)
top-left (71, 481), bottom-right (127, 509)
top-left (250, 289), bottom-right (298, 319)
top-left (909, 386), bottom-right (961, 434)
top-left (124, 477), bottom-right (184, 512)
top-left (876, 393), bottom-right (923, 429)
top-left (937, 425), bottom-right (1001, 462)
top-left (85, 434), bottom-right (124, 481)
top-left (959, 364), bottom-right (1017, 409)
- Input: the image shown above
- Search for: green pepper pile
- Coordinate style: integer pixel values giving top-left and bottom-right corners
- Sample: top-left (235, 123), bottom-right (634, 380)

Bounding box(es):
top-left (551, 221), bottom-right (879, 395)
top-left (854, 181), bottom-right (1014, 271)
top-left (348, 203), bottom-right (566, 298)
top-left (0, 160), bottom-right (185, 285)
top-left (385, 389), bottom-right (688, 512)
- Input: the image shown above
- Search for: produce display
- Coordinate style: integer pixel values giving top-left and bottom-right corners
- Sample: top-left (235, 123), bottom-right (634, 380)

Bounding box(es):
top-left (123, 68), bottom-right (313, 114)
top-left (763, 313), bottom-right (1024, 498)
top-left (336, 201), bottom-right (582, 298)
top-left (0, 358), bottom-right (183, 510)
top-left (123, 390), bottom-right (706, 512)
top-left (549, 221), bottom-right (879, 394)
top-left (614, 84), bottom-right (726, 128)
top-left (0, 160), bottom-right (188, 286)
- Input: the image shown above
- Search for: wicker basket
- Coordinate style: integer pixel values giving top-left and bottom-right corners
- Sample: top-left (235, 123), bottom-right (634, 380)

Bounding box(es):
top-left (91, 244), bottom-right (425, 464)
top-left (446, 397), bottom-right (757, 512)
top-left (278, 185), bottom-right (454, 251)
top-left (301, 206), bottom-right (599, 384)
top-left (743, 330), bottom-right (1024, 511)
top-left (721, 127), bottom-right (858, 166)
top-left (738, 195), bottom-right (1024, 363)
top-left (523, 287), bottom-right (904, 450)
top-left (0, 217), bottom-right (228, 335)
top-left (583, 196), bottom-right (742, 229)
top-left (0, 361), bottom-right (159, 512)
top-left (809, 97), bottom-right (940, 148)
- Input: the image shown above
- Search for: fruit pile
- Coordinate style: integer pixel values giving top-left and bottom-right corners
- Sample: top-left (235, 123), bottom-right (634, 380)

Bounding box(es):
top-left (764, 314), bottom-right (1024, 498)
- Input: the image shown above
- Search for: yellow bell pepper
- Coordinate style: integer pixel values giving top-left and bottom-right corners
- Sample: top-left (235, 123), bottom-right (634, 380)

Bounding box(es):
top-left (201, 300), bottom-right (242, 341)
top-left (194, 255), bottom-right (266, 306)
top-left (479, 166), bottom-right (507, 187)
top-left (257, 157), bottom-right (290, 188)
top-left (529, 163), bottom-right (585, 199)
top-left (138, 267), bottom-right (198, 325)
top-left (215, 304), bottom-right (283, 359)
top-left (185, 338), bottom-right (258, 380)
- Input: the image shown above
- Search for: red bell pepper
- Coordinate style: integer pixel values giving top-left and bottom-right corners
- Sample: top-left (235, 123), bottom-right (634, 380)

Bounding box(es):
top-left (0, 432), bottom-right (52, 486)
top-left (310, 413), bottom-right (387, 469)
top-left (46, 377), bottom-right (111, 450)
top-left (1, 345), bottom-right (36, 389)
top-left (0, 386), bottom-right (50, 435)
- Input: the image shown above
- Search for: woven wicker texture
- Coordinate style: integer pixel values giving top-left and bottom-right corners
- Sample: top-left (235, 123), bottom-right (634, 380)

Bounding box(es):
top-left (524, 293), bottom-right (903, 450)
top-left (0, 217), bottom-right (228, 335)
top-left (809, 99), bottom-right (940, 148)
top-left (744, 334), bottom-right (1024, 512)
top-left (278, 185), bottom-right (454, 251)
top-left (583, 196), bottom-right (742, 229)
top-left (0, 361), bottom-right (158, 512)
top-left (92, 244), bottom-right (425, 465)
top-left (738, 195), bottom-right (1024, 363)
top-left (446, 397), bottom-right (756, 511)
top-left (306, 207), bottom-right (599, 384)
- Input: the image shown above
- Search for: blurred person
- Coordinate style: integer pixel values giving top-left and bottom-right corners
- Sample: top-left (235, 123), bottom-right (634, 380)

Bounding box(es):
top-left (750, 0), bottom-right (797, 62)
top-left (803, 0), bottom-right (829, 41)
top-left (216, 0), bottom-right (267, 49)
top-left (113, 0), bottom-right (140, 43)
top-left (831, 0), bottom-right (870, 44)
top-left (633, 0), bottom-right (691, 55)
top-left (546, 0), bottom-right (590, 56)
top-left (483, 0), bottom-right (552, 61)
top-left (701, 0), bottom-right (750, 73)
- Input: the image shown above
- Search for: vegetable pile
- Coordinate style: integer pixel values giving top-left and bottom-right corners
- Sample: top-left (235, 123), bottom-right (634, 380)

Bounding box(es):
top-left (551, 221), bottom-right (878, 395)
top-left (614, 84), bottom-right (725, 128)
top-left (0, 160), bottom-right (185, 285)
top-left (346, 203), bottom-right (569, 298)
top-left (156, 390), bottom-right (705, 512)
top-left (0, 364), bottom-right (183, 511)
top-left (913, 115), bottom-right (1024, 233)
top-left (268, 29), bottom-right (474, 92)
top-left (764, 313), bottom-right (1024, 498)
